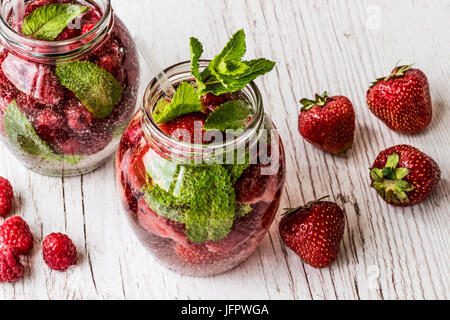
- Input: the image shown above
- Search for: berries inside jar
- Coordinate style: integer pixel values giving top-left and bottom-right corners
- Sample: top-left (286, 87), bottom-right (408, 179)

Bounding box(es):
top-left (0, 0), bottom-right (139, 176)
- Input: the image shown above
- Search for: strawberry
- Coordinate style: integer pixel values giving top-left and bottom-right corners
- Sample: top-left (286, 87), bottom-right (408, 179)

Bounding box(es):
top-left (298, 92), bottom-right (355, 155)
top-left (370, 145), bottom-right (440, 206)
top-left (0, 177), bottom-right (14, 217)
top-left (0, 216), bottom-right (34, 255)
top-left (367, 65), bottom-right (432, 134)
top-left (279, 198), bottom-right (345, 268)
top-left (0, 246), bottom-right (24, 283)
top-left (175, 243), bottom-right (225, 265)
top-left (158, 112), bottom-right (207, 144)
top-left (43, 233), bottom-right (77, 271)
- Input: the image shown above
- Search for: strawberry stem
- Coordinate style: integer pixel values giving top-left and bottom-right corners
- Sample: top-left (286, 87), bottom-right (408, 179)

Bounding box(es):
top-left (283, 196), bottom-right (330, 216)
top-left (370, 64), bottom-right (414, 88)
top-left (300, 92), bottom-right (329, 111)
top-left (370, 153), bottom-right (414, 204)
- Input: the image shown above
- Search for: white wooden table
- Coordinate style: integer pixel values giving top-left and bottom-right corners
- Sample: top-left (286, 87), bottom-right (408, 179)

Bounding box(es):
top-left (1, 0), bottom-right (449, 300)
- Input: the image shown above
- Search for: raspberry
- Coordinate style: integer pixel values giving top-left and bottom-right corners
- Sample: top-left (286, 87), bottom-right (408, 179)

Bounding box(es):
top-left (65, 103), bottom-right (94, 132)
top-left (43, 233), bottom-right (77, 271)
top-left (55, 27), bottom-right (81, 41)
top-left (34, 109), bottom-right (66, 143)
top-left (0, 216), bottom-right (34, 255)
top-left (0, 177), bottom-right (13, 217)
top-left (81, 23), bottom-right (96, 35)
top-left (97, 55), bottom-right (119, 75)
top-left (0, 246), bottom-right (24, 283)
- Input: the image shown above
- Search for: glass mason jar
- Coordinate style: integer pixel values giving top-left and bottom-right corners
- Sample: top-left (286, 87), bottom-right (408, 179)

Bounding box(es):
top-left (0, 0), bottom-right (139, 176)
top-left (116, 61), bottom-right (286, 277)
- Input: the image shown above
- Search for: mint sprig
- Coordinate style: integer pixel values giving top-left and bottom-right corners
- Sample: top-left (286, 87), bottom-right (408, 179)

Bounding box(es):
top-left (56, 61), bottom-right (124, 119)
top-left (3, 101), bottom-right (81, 165)
top-left (152, 82), bottom-right (202, 124)
top-left (203, 101), bottom-right (251, 131)
top-left (22, 4), bottom-right (88, 41)
top-left (191, 29), bottom-right (275, 96)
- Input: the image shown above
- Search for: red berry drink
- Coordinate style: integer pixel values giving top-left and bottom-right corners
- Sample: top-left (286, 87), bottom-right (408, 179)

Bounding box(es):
top-left (0, 0), bottom-right (139, 176)
top-left (116, 32), bottom-right (286, 277)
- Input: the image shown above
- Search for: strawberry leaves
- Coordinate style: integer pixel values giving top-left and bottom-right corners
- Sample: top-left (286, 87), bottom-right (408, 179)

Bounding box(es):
top-left (370, 153), bottom-right (414, 204)
top-left (370, 64), bottom-right (414, 88)
top-left (300, 92), bottom-right (329, 111)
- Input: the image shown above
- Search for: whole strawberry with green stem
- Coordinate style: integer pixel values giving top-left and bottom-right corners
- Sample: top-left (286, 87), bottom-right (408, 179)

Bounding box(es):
top-left (279, 197), bottom-right (345, 268)
top-left (370, 145), bottom-right (440, 206)
top-left (367, 64), bottom-right (432, 134)
top-left (298, 92), bottom-right (355, 155)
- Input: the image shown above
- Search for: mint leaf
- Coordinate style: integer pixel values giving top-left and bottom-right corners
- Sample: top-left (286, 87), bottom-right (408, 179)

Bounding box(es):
top-left (217, 60), bottom-right (249, 76)
top-left (152, 82), bottom-right (202, 124)
top-left (198, 58), bottom-right (275, 96)
top-left (211, 59), bottom-right (276, 94)
top-left (56, 61), bottom-right (123, 119)
top-left (4, 101), bottom-right (81, 165)
top-left (183, 166), bottom-right (235, 243)
top-left (203, 101), bottom-right (251, 131)
top-left (226, 161), bottom-right (250, 184)
top-left (144, 189), bottom-right (187, 223)
top-left (144, 155), bottom-right (180, 192)
top-left (143, 164), bottom-right (237, 243)
top-left (22, 4), bottom-right (88, 41)
top-left (191, 30), bottom-right (275, 96)
top-left (211, 29), bottom-right (246, 66)
top-left (190, 37), bottom-right (204, 83)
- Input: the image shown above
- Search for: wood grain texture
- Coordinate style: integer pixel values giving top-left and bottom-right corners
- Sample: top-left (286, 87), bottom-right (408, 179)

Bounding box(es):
top-left (0, 0), bottom-right (449, 300)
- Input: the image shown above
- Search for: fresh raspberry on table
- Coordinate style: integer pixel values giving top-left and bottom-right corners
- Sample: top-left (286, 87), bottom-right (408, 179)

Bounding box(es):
top-left (43, 233), bottom-right (77, 271)
top-left (0, 216), bottom-right (34, 255)
top-left (0, 246), bottom-right (24, 283)
top-left (0, 177), bottom-right (14, 217)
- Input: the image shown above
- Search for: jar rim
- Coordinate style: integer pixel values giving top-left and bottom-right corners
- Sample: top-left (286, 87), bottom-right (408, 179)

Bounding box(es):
top-left (0, 0), bottom-right (113, 61)
top-left (141, 60), bottom-right (265, 160)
